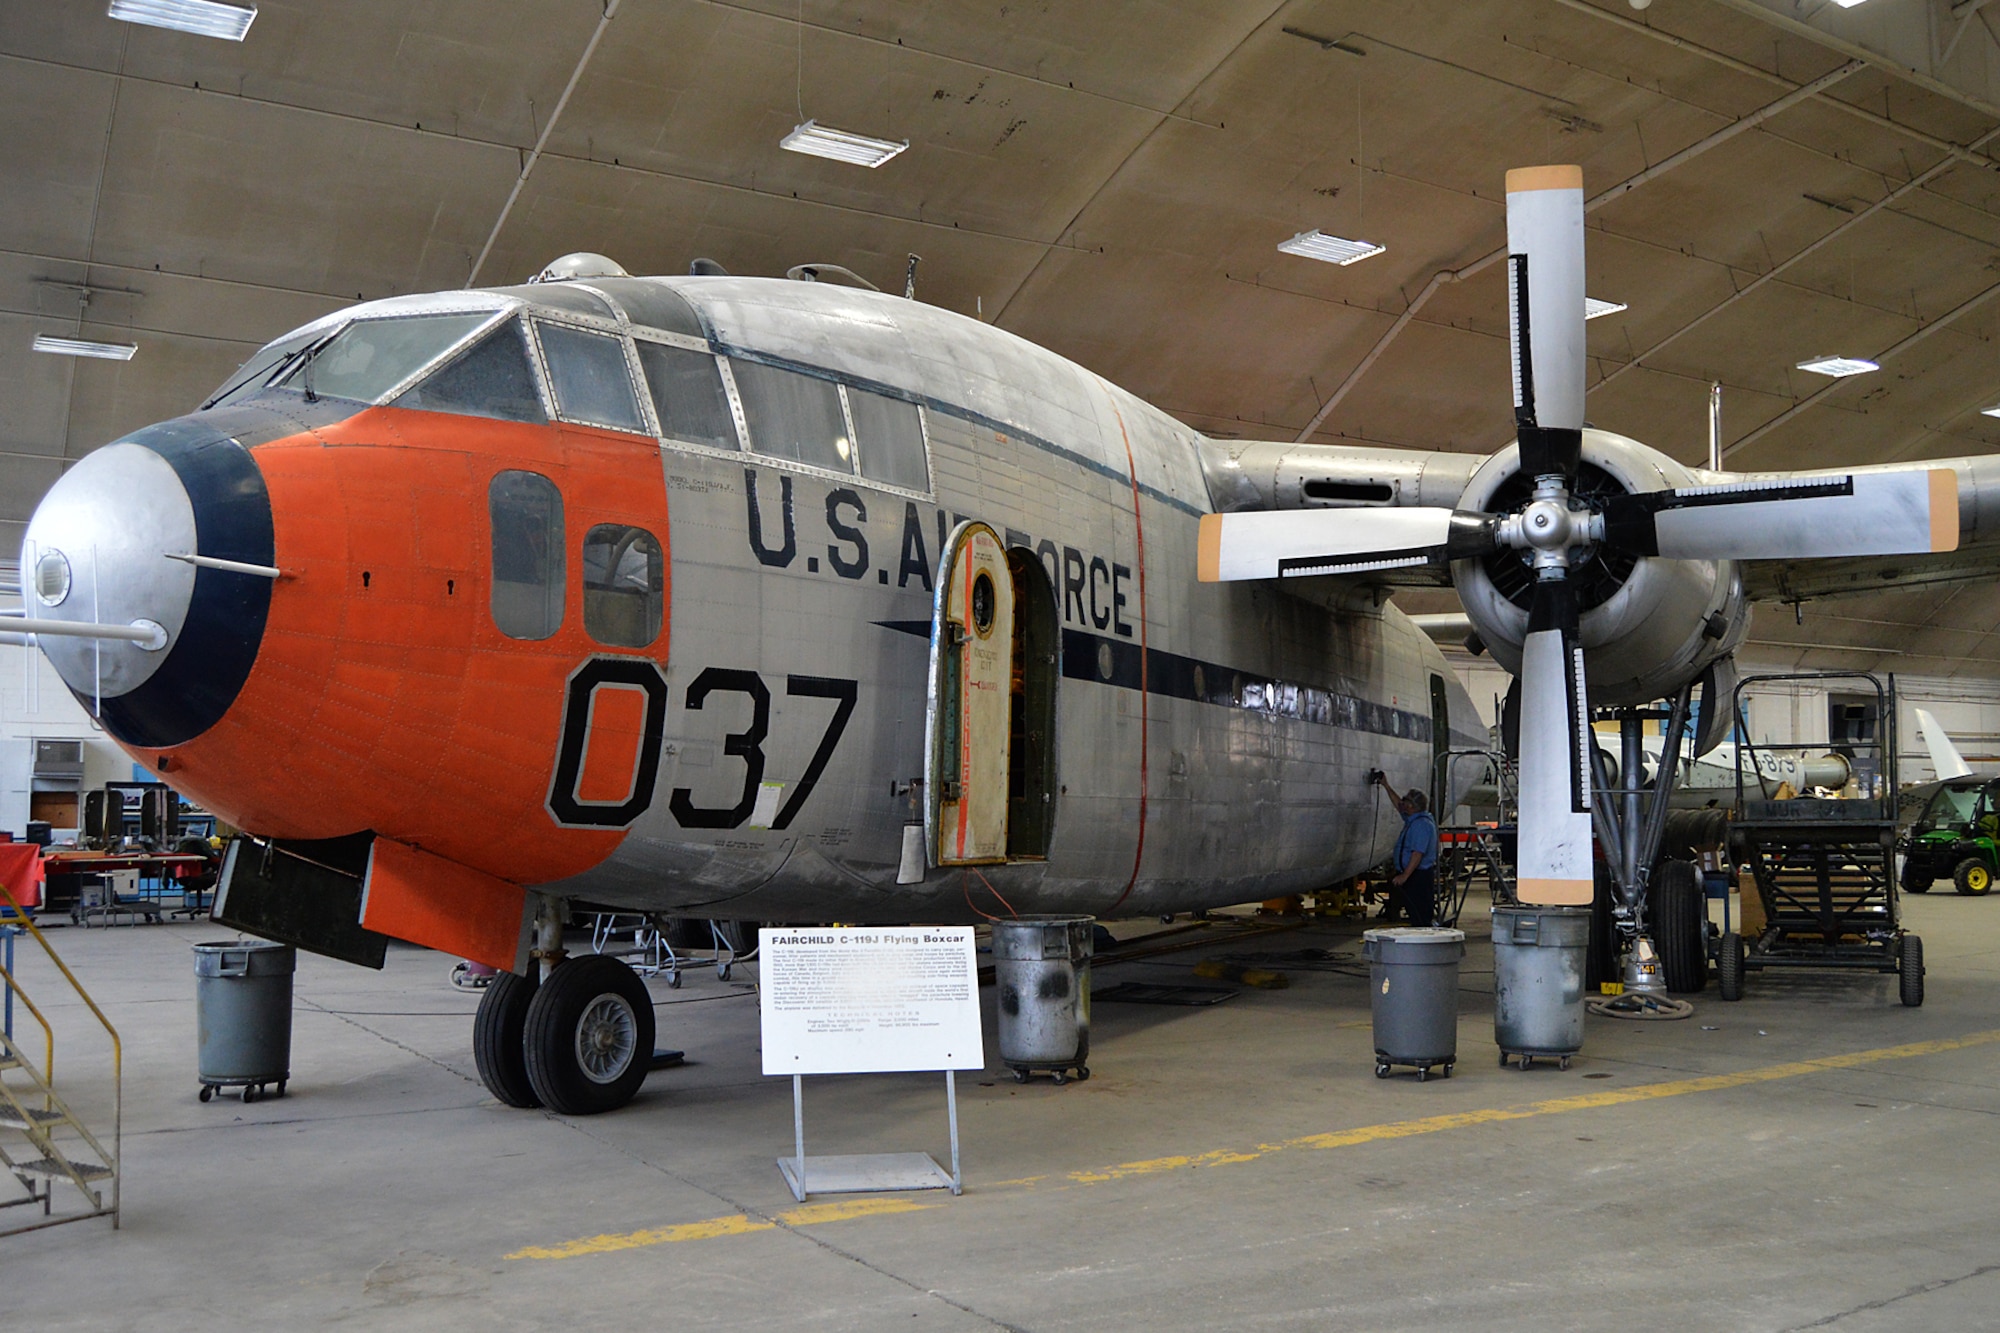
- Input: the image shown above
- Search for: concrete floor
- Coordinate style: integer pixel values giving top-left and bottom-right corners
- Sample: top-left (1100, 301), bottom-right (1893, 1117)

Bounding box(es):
top-left (4, 893), bottom-right (2000, 1331)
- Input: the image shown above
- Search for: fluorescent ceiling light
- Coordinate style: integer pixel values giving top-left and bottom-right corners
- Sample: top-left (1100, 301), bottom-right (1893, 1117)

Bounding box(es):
top-left (1831, 0), bottom-right (1869, 7)
top-left (33, 334), bottom-right (137, 361)
top-left (780, 120), bottom-right (908, 168)
top-left (1277, 230), bottom-right (1386, 265)
top-left (1797, 355), bottom-right (1879, 378)
top-left (1981, 405), bottom-right (2000, 419)
top-left (108, 0), bottom-right (257, 40)
top-left (1584, 298), bottom-right (1627, 320)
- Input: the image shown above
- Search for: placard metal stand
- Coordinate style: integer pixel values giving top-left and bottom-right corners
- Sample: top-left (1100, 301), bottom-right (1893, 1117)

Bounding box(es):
top-left (778, 1070), bottom-right (963, 1202)
top-left (761, 926), bottom-right (981, 1203)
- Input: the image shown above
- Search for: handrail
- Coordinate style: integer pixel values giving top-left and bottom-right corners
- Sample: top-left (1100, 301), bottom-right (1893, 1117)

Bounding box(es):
top-left (0, 878), bottom-right (122, 1227)
top-left (0, 958), bottom-right (56, 1089)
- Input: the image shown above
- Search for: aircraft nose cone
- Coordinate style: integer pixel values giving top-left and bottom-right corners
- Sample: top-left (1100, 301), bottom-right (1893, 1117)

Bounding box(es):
top-left (21, 419), bottom-right (274, 749)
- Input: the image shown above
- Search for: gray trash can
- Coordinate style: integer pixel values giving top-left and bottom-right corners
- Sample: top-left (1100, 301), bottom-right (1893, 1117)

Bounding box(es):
top-left (1492, 906), bottom-right (1590, 1070)
top-left (193, 939), bottom-right (295, 1103)
top-left (1362, 927), bottom-right (1465, 1081)
top-left (992, 915), bottom-right (1092, 1084)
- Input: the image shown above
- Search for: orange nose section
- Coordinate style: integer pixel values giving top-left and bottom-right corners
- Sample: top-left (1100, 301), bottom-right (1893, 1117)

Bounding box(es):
top-left (132, 406), bottom-right (671, 887)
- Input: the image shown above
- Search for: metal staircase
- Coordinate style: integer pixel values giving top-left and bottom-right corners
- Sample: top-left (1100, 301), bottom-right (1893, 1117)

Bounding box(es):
top-left (0, 883), bottom-right (120, 1236)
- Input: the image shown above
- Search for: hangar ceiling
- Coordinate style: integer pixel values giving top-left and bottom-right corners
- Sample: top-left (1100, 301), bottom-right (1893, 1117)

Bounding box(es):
top-left (6, 0), bottom-right (2000, 676)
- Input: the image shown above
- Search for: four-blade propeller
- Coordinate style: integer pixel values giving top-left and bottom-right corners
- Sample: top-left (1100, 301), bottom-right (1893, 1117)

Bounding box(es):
top-left (1198, 164), bottom-right (1960, 905)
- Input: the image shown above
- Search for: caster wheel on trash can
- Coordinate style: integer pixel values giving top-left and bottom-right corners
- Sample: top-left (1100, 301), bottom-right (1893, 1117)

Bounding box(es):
top-left (1051, 1070), bottom-right (1067, 1086)
top-left (242, 1084), bottom-right (259, 1104)
top-left (1375, 1062), bottom-right (1391, 1079)
top-left (1559, 1056), bottom-right (1571, 1071)
top-left (1012, 1068), bottom-right (1029, 1084)
top-left (1074, 1066), bottom-right (1090, 1083)
top-left (276, 1080), bottom-right (287, 1098)
top-left (1417, 1066), bottom-right (1429, 1083)
top-left (199, 1084), bottom-right (214, 1103)
top-left (1521, 1055), bottom-right (1534, 1070)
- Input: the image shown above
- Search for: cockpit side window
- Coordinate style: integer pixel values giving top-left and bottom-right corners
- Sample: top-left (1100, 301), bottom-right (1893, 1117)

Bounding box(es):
top-left (489, 470), bottom-right (565, 640)
top-left (536, 321), bottom-right (646, 434)
top-left (847, 387), bottom-right (929, 492)
top-left (273, 313), bottom-right (492, 404)
top-left (635, 341), bottom-right (737, 451)
top-left (583, 524), bottom-right (664, 648)
top-left (393, 318), bottom-right (547, 424)
top-left (730, 359), bottom-right (850, 473)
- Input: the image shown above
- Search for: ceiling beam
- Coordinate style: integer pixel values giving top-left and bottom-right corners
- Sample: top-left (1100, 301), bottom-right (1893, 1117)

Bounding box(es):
top-left (1292, 59), bottom-right (1864, 442)
top-left (1723, 274), bottom-right (2000, 460)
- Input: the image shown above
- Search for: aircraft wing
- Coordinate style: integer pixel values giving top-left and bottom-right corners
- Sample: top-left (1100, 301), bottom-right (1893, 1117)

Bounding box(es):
top-left (1731, 451), bottom-right (2000, 603)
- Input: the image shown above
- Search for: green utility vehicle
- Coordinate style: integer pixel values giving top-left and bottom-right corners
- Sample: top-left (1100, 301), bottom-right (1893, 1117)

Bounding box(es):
top-left (1899, 778), bottom-right (2000, 896)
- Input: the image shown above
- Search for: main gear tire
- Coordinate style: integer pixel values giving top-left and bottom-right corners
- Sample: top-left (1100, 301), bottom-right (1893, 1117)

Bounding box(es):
top-left (473, 969), bottom-right (542, 1108)
top-left (524, 954), bottom-right (655, 1115)
top-left (1653, 860), bottom-right (1708, 995)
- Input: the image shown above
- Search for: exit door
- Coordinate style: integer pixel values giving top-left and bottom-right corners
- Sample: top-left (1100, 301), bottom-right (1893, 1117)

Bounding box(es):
top-left (930, 523), bottom-right (1014, 865)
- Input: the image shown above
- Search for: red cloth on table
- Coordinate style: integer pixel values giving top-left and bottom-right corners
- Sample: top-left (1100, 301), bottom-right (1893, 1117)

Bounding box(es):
top-left (0, 843), bottom-right (43, 911)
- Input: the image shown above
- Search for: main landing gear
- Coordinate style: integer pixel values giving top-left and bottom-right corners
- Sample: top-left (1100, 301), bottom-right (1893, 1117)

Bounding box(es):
top-left (473, 954), bottom-right (656, 1115)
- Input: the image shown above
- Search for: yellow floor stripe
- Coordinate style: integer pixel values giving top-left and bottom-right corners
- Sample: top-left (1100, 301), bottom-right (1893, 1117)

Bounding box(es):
top-left (508, 1196), bottom-right (936, 1260)
top-left (510, 1028), bottom-right (2000, 1258)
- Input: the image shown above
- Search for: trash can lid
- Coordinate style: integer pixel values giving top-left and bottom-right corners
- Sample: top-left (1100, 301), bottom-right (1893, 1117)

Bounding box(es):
top-left (1362, 927), bottom-right (1466, 944)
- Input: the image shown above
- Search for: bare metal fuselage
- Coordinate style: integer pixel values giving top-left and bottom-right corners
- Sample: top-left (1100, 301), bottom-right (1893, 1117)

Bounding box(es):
top-left (546, 280), bottom-right (1482, 922)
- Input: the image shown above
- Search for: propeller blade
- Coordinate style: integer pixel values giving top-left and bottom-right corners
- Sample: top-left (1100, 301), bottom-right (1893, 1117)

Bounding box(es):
top-left (1599, 469), bottom-right (1958, 560)
top-left (1196, 508), bottom-right (1496, 582)
top-left (1507, 165), bottom-right (1587, 482)
top-left (1515, 578), bottom-right (1596, 906)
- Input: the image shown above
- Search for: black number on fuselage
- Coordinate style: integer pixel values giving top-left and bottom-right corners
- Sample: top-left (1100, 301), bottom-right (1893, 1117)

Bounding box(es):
top-left (773, 675), bottom-right (858, 830)
top-left (668, 668), bottom-right (770, 829)
top-left (547, 657), bottom-right (670, 828)
top-left (663, 669), bottom-right (859, 832)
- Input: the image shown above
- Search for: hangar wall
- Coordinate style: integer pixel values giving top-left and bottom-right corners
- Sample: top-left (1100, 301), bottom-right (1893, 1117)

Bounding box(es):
top-left (0, 640), bottom-right (143, 838)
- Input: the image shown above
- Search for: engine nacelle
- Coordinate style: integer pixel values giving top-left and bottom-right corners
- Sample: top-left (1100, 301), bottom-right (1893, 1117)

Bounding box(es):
top-left (1451, 429), bottom-right (1749, 709)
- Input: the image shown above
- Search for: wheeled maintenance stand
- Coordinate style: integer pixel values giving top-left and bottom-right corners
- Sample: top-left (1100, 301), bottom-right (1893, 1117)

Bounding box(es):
top-left (193, 939), bottom-right (295, 1103)
top-left (1363, 927), bottom-right (1465, 1081)
top-left (992, 915), bottom-right (1092, 1084)
top-left (1492, 906), bottom-right (1590, 1069)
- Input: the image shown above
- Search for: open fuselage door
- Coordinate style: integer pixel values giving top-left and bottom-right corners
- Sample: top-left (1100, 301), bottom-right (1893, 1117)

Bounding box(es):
top-left (930, 523), bottom-right (1014, 865)
top-left (926, 521), bottom-right (1061, 870)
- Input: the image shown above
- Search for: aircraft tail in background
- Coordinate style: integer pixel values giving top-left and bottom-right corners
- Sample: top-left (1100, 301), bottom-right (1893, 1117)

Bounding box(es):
top-left (1915, 708), bottom-right (1974, 781)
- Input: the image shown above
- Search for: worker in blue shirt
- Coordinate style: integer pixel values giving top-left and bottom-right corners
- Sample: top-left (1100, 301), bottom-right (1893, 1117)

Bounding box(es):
top-left (1373, 772), bottom-right (1439, 928)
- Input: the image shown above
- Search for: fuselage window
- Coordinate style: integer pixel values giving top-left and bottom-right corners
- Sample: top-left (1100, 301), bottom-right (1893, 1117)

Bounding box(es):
top-left (489, 470), bottom-right (565, 641)
top-left (536, 321), bottom-right (646, 434)
top-left (635, 341), bottom-right (737, 451)
top-left (393, 318), bottom-right (547, 424)
top-left (729, 358), bottom-right (850, 473)
top-left (273, 312), bottom-right (491, 404)
top-left (847, 388), bottom-right (929, 492)
top-left (583, 524), bottom-right (664, 648)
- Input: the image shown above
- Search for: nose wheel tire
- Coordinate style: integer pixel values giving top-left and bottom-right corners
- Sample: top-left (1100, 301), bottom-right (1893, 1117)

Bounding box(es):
top-left (473, 970), bottom-right (542, 1108)
top-left (524, 954), bottom-right (655, 1115)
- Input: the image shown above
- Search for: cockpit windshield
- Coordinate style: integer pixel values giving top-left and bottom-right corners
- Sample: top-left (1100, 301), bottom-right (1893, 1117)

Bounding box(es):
top-left (204, 326), bottom-right (326, 410)
top-left (271, 312), bottom-right (494, 404)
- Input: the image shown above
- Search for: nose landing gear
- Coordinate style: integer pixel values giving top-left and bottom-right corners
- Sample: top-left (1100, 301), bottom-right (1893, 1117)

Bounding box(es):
top-left (472, 954), bottom-right (656, 1115)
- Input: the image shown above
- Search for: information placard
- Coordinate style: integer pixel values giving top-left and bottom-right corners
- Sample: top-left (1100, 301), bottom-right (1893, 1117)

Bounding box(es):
top-left (760, 927), bottom-right (984, 1075)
